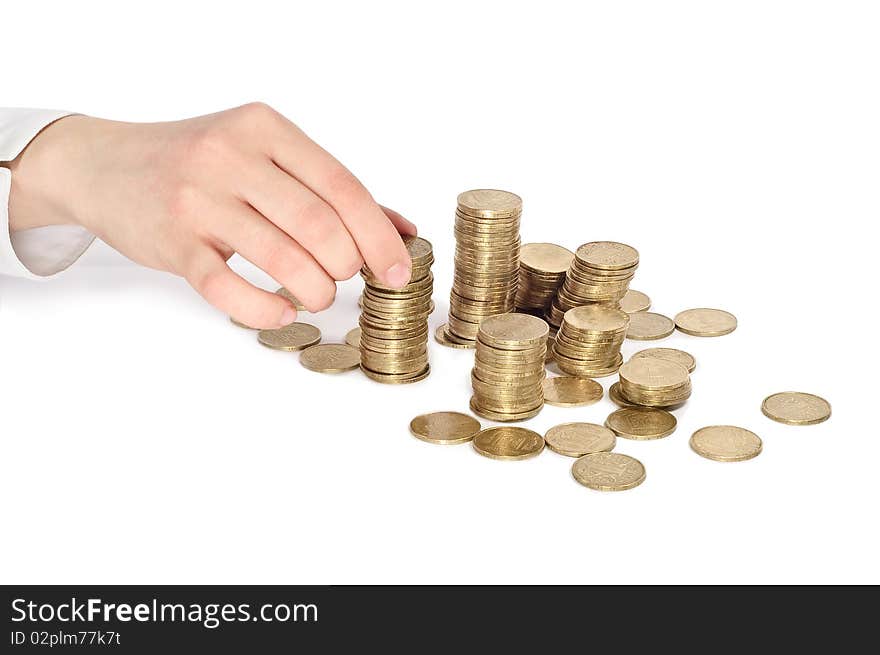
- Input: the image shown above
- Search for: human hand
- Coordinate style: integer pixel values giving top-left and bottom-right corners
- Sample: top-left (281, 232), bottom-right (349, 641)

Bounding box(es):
top-left (5, 103), bottom-right (417, 327)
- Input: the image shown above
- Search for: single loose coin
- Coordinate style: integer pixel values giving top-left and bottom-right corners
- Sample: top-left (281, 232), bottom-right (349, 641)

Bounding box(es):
top-left (571, 452), bottom-right (645, 491)
top-left (276, 287), bottom-right (307, 311)
top-left (410, 412), bottom-right (481, 445)
top-left (299, 343), bottom-right (360, 373)
top-left (626, 312), bottom-right (675, 340)
top-left (674, 308), bottom-right (737, 337)
top-left (605, 407), bottom-right (677, 440)
top-left (345, 327), bottom-right (361, 348)
top-left (542, 376), bottom-right (603, 407)
top-left (632, 347), bottom-right (696, 373)
top-left (434, 323), bottom-right (473, 349)
top-left (544, 422), bottom-right (616, 457)
top-left (761, 392), bottom-right (831, 426)
top-left (619, 290), bottom-right (651, 314)
top-left (258, 323), bottom-right (322, 351)
top-left (690, 426), bottom-right (762, 462)
top-left (472, 427), bottom-right (544, 461)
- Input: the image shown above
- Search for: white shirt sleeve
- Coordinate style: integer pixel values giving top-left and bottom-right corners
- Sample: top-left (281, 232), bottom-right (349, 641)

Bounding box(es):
top-left (1, 108), bottom-right (95, 278)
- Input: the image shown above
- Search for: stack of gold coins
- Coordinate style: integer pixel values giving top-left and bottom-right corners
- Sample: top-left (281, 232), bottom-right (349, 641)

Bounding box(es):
top-left (617, 357), bottom-right (691, 407)
top-left (546, 241), bottom-right (639, 328)
top-left (470, 313), bottom-right (549, 421)
top-left (515, 243), bottom-right (574, 314)
top-left (439, 189), bottom-right (522, 347)
top-left (358, 236), bottom-right (434, 384)
top-left (552, 305), bottom-right (629, 377)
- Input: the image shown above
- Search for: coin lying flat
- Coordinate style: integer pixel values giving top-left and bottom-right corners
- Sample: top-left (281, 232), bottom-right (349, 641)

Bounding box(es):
top-left (299, 343), bottom-right (360, 373)
top-left (608, 382), bottom-right (637, 408)
top-left (544, 422), bottom-right (616, 457)
top-left (345, 327), bottom-right (361, 348)
top-left (571, 452), bottom-right (646, 491)
top-left (472, 427), bottom-right (544, 461)
top-left (276, 287), bottom-right (307, 311)
top-left (605, 407), bottom-right (677, 440)
top-left (542, 376), bottom-right (603, 407)
top-left (434, 323), bottom-right (473, 349)
top-left (631, 347), bottom-right (696, 373)
top-left (761, 392), bottom-right (831, 425)
top-left (690, 426), bottom-right (762, 462)
top-left (625, 312), bottom-right (675, 340)
top-left (674, 308), bottom-right (737, 337)
top-left (258, 323), bottom-right (322, 351)
top-left (410, 412), bottom-right (481, 445)
top-left (619, 289), bottom-right (651, 314)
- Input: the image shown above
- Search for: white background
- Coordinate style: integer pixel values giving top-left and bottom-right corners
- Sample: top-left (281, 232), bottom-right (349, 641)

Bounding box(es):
top-left (1, 1), bottom-right (877, 584)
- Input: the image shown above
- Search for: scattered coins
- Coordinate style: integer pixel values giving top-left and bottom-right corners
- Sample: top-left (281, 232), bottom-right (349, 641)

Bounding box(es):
top-left (299, 343), bottom-right (361, 373)
top-left (608, 382), bottom-right (637, 408)
top-left (761, 392), bottom-right (831, 425)
top-left (541, 376), bottom-right (603, 407)
top-left (631, 347), bottom-right (696, 373)
top-left (674, 308), bottom-right (737, 337)
top-left (544, 422), bottom-right (616, 457)
top-left (471, 313), bottom-right (548, 422)
top-left (571, 452), bottom-right (646, 491)
top-left (690, 426), bottom-right (762, 462)
top-left (276, 287), bottom-right (307, 311)
top-left (552, 304), bottom-right (629, 377)
top-left (345, 327), bottom-right (361, 348)
top-left (472, 426), bottom-right (545, 461)
top-left (618, 357), bottom-right (692, 407)
top-left (625, 312), bottom-right (675, 340)
top-left (359, 236), bottom-right (434, 384)
top-left (257, 323), bottom-right (322, 351)
top-left (441, 189), bottom-right (522, 347)
top-left (605, 407), bottom-right (677, 440)
top-left (619, 289), bottom-right (651, 314)
top-left (409, 412), bottom-right (481, 445)
top-left (515, 243), bottom-right (574, 312)
top-left (547, 241), bottom-right (639, 328)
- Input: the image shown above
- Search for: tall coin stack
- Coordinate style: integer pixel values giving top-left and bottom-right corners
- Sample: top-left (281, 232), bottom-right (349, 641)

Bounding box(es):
top-left (440, 189), bottom-right (522, 347)
top-left (552, 305), bottom-right (629, 377)
top-left (359, 236), bottom-right (434, 384)
top-left (515, 243), bottom-right (575, 314)
top-left (470, 313), bottom-right (549, 422)
top-left (546, 241), bottom-right (639, 329)
top-left (617, 357), bottom-right (692, 407)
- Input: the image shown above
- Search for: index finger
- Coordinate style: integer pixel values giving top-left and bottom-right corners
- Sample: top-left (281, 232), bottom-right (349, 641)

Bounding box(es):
top-left (266, 116), bottom-right (412, 289)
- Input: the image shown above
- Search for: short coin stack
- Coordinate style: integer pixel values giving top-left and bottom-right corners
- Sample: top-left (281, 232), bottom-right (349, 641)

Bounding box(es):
top-left (546, 241), bottom-right (639, 328)
top-left (617, 357), bottom-right (692, 407)
top-left (358, 236), bottom-right (434, 384)
top-left (515, 243), bottom-right (574, 313)
top-left (440, 189), bottom-right (522, 347)
top-left (470, 313), bottom-right (549, 422)
top-left (552, 305), bottom-right (629, 377)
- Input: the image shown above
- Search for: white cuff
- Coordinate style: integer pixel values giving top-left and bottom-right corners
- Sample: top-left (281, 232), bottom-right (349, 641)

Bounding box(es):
top-left (1, 108), bottom-right (95, 278)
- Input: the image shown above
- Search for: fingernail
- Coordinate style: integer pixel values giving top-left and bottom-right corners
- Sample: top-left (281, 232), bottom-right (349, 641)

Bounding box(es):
top-left (400, 219), bottom-right (418, 236)
top-left (279, 306), bottom-right (298, 326)
top-left (384, 262), bottom-right (411, 289)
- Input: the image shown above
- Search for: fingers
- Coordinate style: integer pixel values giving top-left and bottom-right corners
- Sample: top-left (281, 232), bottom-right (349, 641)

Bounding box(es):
top-left (241, 160), bottom-right (363, 281)
top-left (265, 119), bottom-right (412, 288)
top-left (185, 249), bottom-right (297, 329)
top-left (211, 200), bottom-right (338, 313)
top-left (380, 205), bottom-right (418, 236)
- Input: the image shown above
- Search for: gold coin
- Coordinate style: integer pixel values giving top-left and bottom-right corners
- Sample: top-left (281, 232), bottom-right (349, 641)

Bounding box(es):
top-left (608, 382), bottom-right (636, 408)
top-left (575, 241), bottom-right (639, 271)
top-left (434, 323), bottom-right (473, 349)
top-left (631, 347), bottom-right (696, 373)
top-left (345, 327), bottom-right (361, 348)
top-left (361, 364), bottom-right (431, 384)
top-left (275, 287), bottom-right (307, 311)
top-left (230, 316), bottom-right (257, 330)
top-left (519, 242), bottom-right (574, 274)
top-left (544, 422), bottom-right (616, 457)
top-left (761, 392), bottom-right (831, 426)
top-left (457, 189), bottom-right (523, 218)
top-left (619, 358), bottom-right (689, 390)
top-left (479, 313), bottom-right (549, 346)
top-left (626, 312), bottom-right (675, 340)
top-left (409, 412), bottom-right (481, 445)
top-left (472, 426), bottom-right (544, 460)
top-left (541, 376), bottom-right (603, 407)
top-left (674, 308), bottom-right (737, 337)
top-left (619, 289), bottom-right (651, 314)
top-left (690, 426), bottom-right (762, 462)
top-left (299, 343), bottom-right (360, 373)
top-left (605, 407), bottom-right (677, 440)
top-left (563, 304), bottom-right (629, 333)
top-left (571, 452), bottom-right (645, 491)
top-left (258, 323), bottom-right (322, 351)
